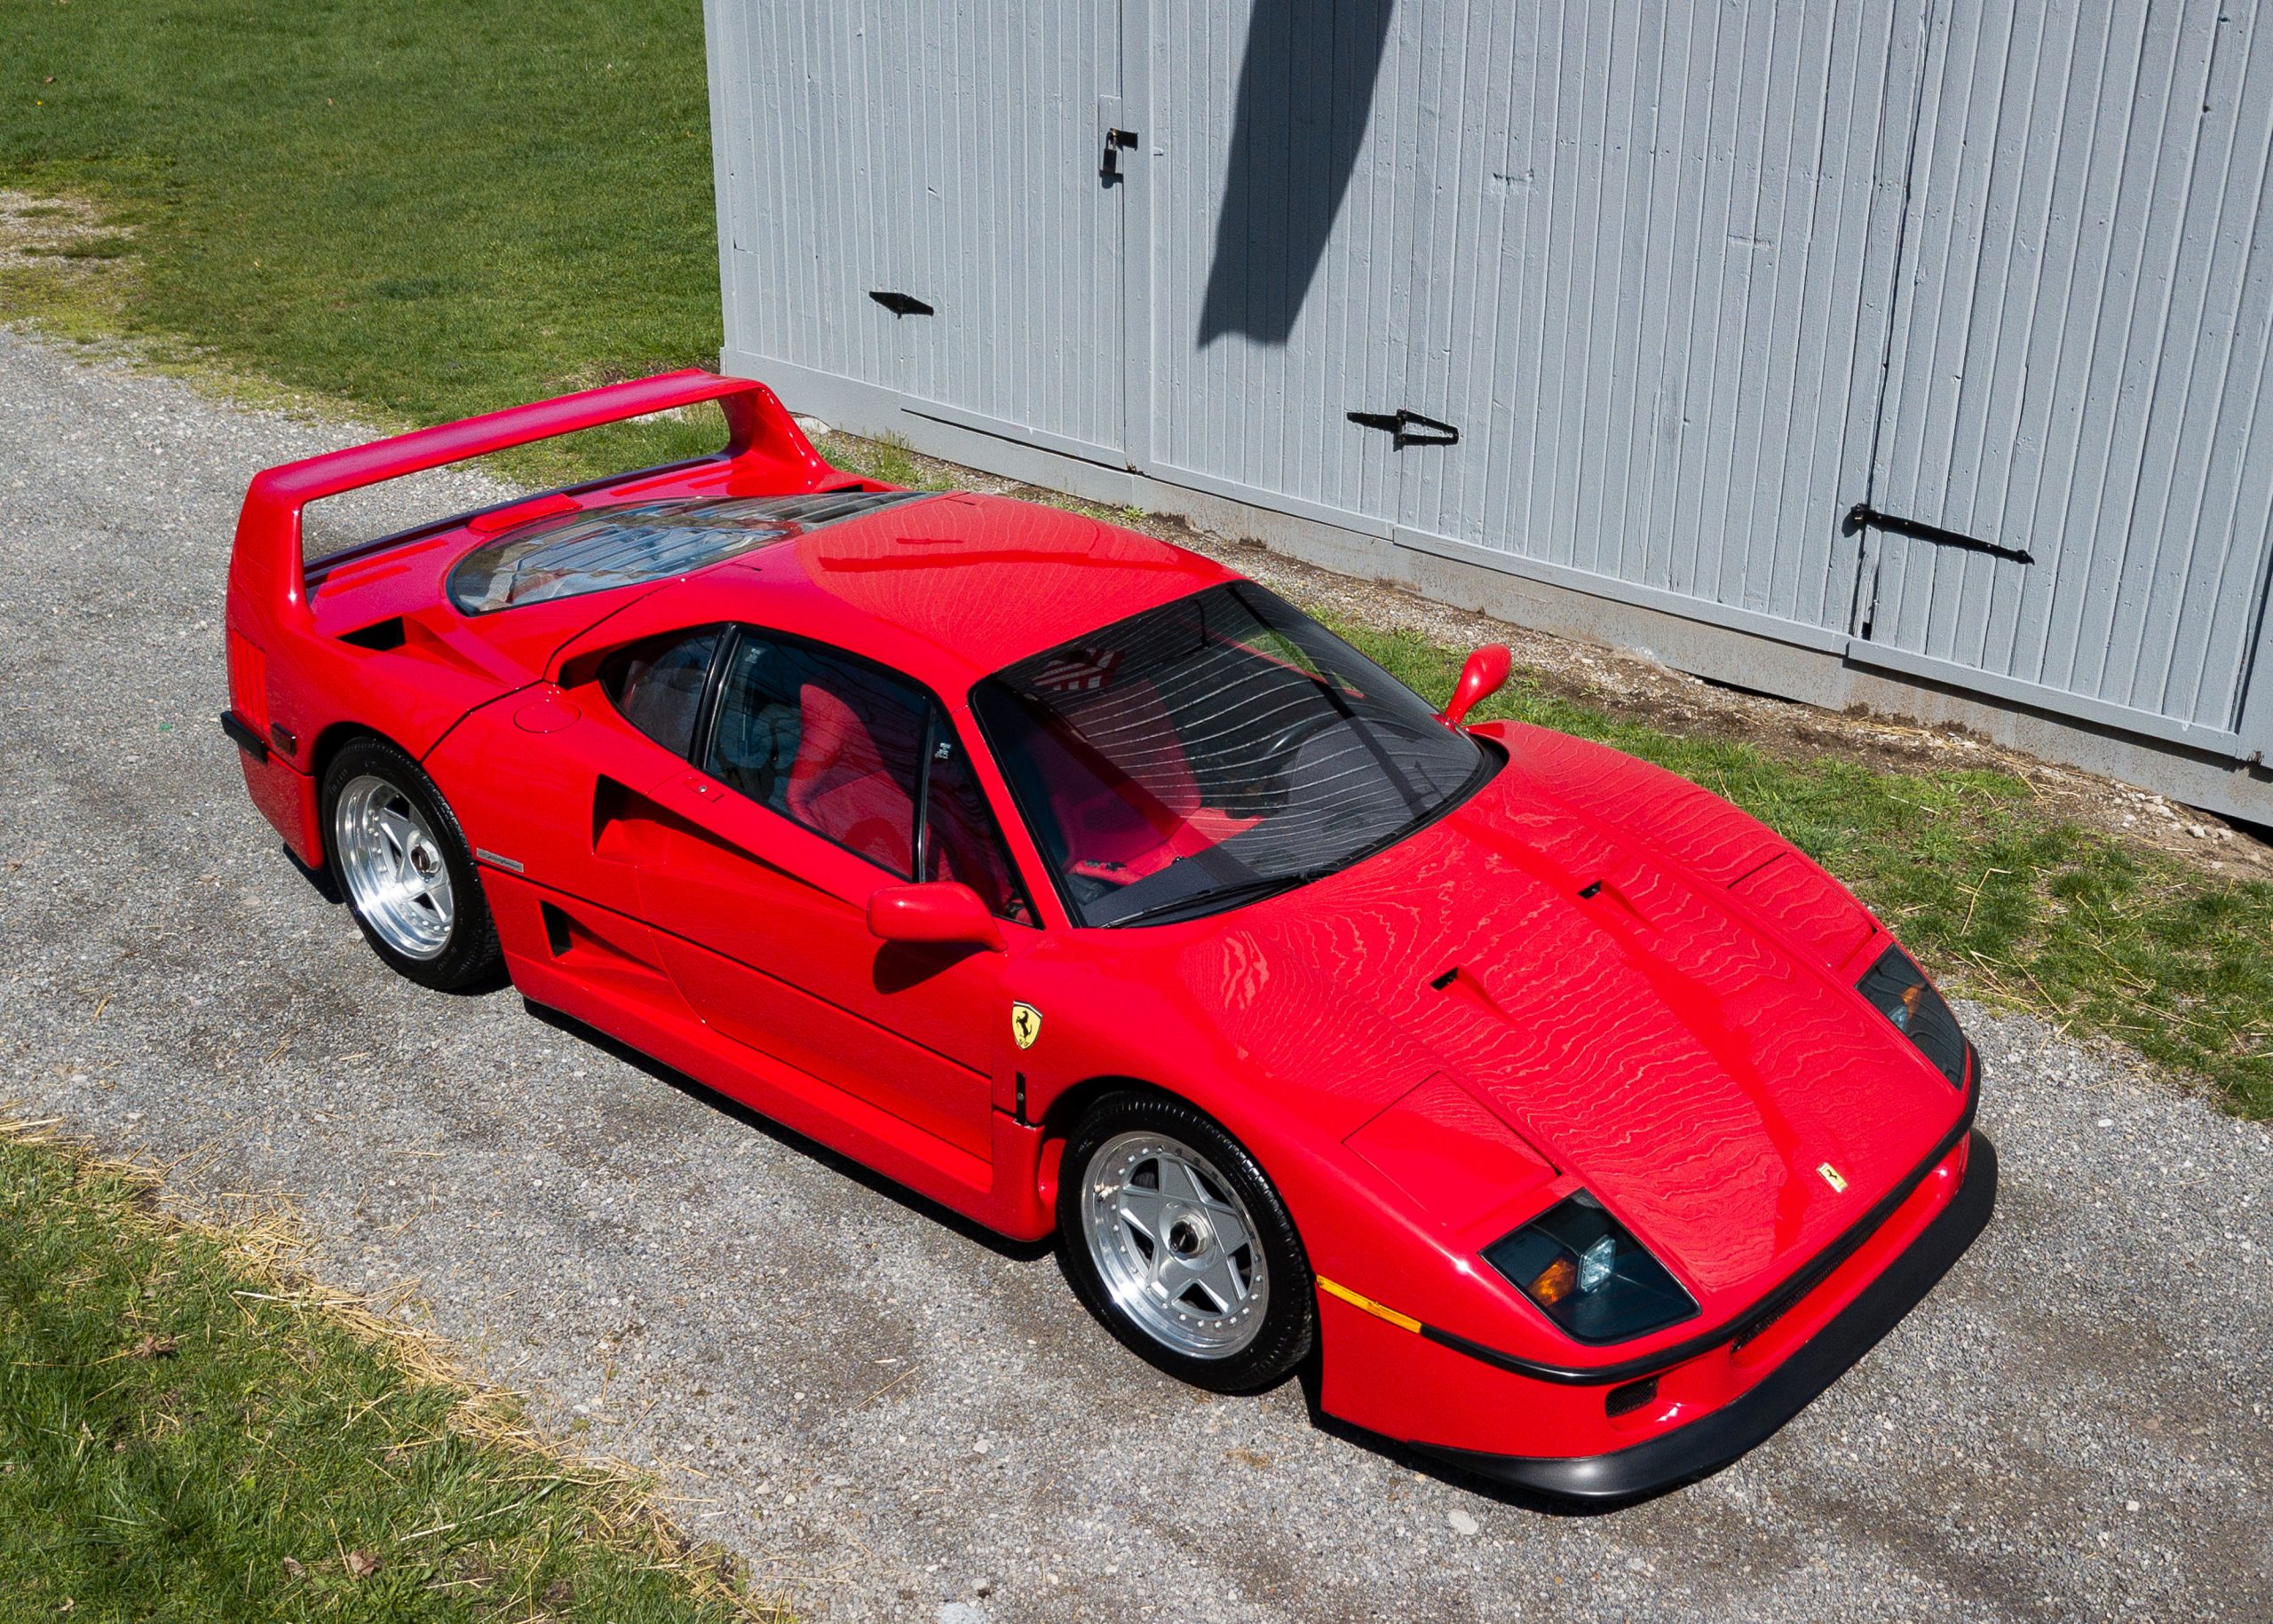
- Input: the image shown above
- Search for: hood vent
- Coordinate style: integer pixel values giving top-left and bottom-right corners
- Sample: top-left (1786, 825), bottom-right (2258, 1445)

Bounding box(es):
top-left (1429, 964), bottom-right (1514, 1023)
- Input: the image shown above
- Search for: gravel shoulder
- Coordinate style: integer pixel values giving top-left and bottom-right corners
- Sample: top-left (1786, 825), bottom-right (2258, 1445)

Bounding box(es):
top-left (4, 331), bottom-right (2270, 1622)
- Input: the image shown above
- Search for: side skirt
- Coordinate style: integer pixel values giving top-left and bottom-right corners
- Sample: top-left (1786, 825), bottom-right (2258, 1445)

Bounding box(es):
top-left (485, 871), bottom-right (1050, 1240)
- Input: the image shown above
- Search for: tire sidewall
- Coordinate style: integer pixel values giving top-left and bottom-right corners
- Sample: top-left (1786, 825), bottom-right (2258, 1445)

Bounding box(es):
top-left (1058, 1089), bottom-right (1314, 1394)
top-left (321, 737), bottom-right (498, 992)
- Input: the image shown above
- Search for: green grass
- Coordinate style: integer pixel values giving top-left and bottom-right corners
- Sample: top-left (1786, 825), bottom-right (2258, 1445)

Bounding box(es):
top-left (0, 1124), bottom-right (774, 1622)
top-left (1343, 623), bottom-right (2273, 1118)
top-left (4, 0), bottom-right (2270, 1116)
top-left (827, 434), bottom-right (941, 494)
top-left (1, 0), bottom-right (725, 483)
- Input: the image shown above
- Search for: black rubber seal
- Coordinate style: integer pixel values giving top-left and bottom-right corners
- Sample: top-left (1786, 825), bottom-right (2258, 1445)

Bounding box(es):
top-left (218, 709), bottom-right (270, 763)
top-left (1414, 1129), bottom-right (1999, 1504)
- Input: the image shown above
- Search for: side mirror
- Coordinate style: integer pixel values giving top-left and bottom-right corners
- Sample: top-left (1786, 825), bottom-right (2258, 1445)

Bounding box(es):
top-left (1438, 643), bottom-right (1512, 728)
top-left (867, 882), bottom-right (1007, 953)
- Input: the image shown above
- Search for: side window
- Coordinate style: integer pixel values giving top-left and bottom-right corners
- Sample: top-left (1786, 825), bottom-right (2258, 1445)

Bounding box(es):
top-left (601, 628), bottom-right (725, 757)
top-left (922, 729), bottom-right (1034, 925)
top-left (705, 633), bottom-right (928, 876)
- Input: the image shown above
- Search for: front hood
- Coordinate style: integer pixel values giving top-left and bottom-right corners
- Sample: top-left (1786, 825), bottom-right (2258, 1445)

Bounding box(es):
top-left (1182, 753), bottom-right (1962, 1306)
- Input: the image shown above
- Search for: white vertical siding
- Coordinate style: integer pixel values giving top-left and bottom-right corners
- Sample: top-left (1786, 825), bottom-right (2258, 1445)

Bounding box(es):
top-left (1391, 0), bottom-right (1917, 645)
top-left (1144, 0), bottom-right (1414, 531)
top-left (708, 0), bottom-right (1125, 457)
top-left (708, 0), bottom-right (2273, 762)
top-left (1866, 0), bottom-right (2273, 736)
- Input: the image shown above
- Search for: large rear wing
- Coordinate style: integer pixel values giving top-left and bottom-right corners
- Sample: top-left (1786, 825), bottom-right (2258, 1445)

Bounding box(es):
top-left (229, 369), bottom-right (832, 623)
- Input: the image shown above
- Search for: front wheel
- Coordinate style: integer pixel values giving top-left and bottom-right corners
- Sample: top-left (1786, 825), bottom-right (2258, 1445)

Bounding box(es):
top-left (321, 737), bottom-right (502, 992)
top-left (1058, 1090), bottom-right (1314, 1393)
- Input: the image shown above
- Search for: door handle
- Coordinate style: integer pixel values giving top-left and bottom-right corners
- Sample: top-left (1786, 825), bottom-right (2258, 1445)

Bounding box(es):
top-left (1844, 503), bottom-right (2033, 565)
top-left (592, 772), bottom-right (722, 865)
top-left (1098, 94), bottom-right (1137, 183)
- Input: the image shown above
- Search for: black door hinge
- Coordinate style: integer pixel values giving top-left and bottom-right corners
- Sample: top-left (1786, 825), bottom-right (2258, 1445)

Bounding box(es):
top-left (1846, 503), bottom-right (2031, 565)
top-left (1349, 408), bottom-right (1460, 449)
top-left (869, 290), bottom-right (935, 318)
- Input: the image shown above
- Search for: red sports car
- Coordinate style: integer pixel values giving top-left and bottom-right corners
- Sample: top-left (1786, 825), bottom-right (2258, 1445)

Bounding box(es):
top-left (223, 371), bottom-right (1994, 1501)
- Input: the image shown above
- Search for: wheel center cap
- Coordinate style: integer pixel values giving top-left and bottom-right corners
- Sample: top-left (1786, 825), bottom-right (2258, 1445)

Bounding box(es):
top-left (411, 846), bottom-right (438, 876)
top-left (1166, 1212), bottom-right (1210, 1258)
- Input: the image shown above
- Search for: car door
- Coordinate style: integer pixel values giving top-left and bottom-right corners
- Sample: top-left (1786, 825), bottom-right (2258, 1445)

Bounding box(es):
top-left (421, 629), bottom-right (729, 1022)
top-left (605, 625), bottom-right (1035, 1162)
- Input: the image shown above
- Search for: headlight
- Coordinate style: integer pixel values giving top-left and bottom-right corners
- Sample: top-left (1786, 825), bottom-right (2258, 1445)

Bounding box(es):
top-left (1857, 944), bottom-right (1967, 1086)
top-left (1484, 1192), bottom-right (1698, 1343)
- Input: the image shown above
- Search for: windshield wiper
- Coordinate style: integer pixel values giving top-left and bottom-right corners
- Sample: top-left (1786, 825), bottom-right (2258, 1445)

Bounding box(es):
top-left (1108, 764), bottom-right (1500, 931)
top-left (1110, 867), bottom-right (1333, 928)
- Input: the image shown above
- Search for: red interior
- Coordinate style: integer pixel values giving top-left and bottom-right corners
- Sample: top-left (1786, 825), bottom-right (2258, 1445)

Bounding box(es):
top-left (787, 685), bottom-right (916, 874)
top-left (1049, 679), bottom-right (1258, 884)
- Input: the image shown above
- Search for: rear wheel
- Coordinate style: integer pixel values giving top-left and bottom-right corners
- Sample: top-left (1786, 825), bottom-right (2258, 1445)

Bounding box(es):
top-left (322, 737), bottom-right (501, 992)
top-left (1058, 1090), bottom-right (1314, 1393)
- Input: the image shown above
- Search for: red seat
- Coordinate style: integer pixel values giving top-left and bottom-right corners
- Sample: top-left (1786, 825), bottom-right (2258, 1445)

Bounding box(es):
top-left (786, 685), bottom-right (915, 873)
top-left (1046, 680), bottom-right (1258, 883)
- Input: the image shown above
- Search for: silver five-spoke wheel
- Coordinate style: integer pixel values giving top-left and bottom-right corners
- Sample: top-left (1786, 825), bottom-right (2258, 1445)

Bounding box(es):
top-left (1081, 1129), bottom-right (1269, 1359)
top-left (332, 773), bottom-right (455, 961)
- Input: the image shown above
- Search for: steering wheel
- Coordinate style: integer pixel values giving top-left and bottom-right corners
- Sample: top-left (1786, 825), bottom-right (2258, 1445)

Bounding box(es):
top-left (1253, 709), bottom-right (1342, 764)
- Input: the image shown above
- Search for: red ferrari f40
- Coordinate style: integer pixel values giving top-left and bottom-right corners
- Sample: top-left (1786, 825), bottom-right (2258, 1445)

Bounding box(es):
top-left (223, 371), bottom-right (1993, 1501)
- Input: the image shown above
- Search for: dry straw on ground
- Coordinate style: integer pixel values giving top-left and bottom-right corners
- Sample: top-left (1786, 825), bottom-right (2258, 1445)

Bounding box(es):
top-left (0, 1105), bottom-right (791, 1622)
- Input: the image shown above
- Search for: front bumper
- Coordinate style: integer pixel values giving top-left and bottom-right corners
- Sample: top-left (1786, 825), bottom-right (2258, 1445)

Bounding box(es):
top-left (1414, 1129), bottom-right (1999, 1502)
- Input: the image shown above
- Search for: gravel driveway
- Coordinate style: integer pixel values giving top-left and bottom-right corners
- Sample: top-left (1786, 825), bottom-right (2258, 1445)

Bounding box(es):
top-left (3, 330), bottom-right (2269, 1622)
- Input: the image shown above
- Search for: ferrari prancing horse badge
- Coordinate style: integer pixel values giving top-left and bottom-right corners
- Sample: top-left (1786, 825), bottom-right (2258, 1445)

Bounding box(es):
top-left (1010, 1002), bottom-right (1042, 1050)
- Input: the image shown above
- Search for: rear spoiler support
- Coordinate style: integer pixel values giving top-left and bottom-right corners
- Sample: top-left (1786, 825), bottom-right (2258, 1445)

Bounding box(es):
top-left (229, 369), bottom-right (830, 623)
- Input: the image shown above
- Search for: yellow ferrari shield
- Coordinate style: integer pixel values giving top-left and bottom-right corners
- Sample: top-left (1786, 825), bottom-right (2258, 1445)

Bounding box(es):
top-left (1010, 1002), bottom-right (1043, 1050)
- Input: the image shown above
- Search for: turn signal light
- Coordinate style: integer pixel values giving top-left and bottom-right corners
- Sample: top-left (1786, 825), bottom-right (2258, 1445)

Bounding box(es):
top-left (1487, 1191), bottom-right (1699, 1344)
top-left (1530, 1256), bottom-right (1578, 1306)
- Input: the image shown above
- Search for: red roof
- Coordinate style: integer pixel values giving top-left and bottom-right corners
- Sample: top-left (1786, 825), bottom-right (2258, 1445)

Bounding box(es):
top-left (695, 492), bottom-right (1239, 685)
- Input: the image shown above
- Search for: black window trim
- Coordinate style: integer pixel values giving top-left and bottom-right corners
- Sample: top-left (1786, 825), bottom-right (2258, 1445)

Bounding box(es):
top-left (610, 619), bottom-right (1038, 920)
top-left (912, 705), bottom-right (943, 883)
top-left (688, 622), bottom-right (741, 772)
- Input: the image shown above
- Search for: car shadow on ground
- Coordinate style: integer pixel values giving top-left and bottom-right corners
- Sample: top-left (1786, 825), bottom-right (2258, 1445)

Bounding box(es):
top-left (283, 842), bottom-right (343, 906)
top-left (525, 993), bottom-right (1673, 1520)
top-left (1290, 1362), bottom-right (1672, 1518)
top-left (519, 997), bottom-right (1055, 1264)
top-left (283, 839), bottom-right (515, 996)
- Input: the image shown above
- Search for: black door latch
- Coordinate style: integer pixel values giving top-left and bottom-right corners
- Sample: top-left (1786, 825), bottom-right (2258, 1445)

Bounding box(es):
top-left (1100, 127), bottom-right (1138, 181)
top-left (1348, 408), bottom-right (1460, 449)
top-left (869, 290), bottom-right (934, 318)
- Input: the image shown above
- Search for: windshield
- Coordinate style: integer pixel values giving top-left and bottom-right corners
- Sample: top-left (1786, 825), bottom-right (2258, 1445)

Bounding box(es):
top-left (970, 582), bottom-right (1491, 926)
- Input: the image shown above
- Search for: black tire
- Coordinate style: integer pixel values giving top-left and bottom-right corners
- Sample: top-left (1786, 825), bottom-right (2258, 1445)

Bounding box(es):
top-left (1057, 1089), bottom-right (1314, 1394)
top-left (320, 736), bottom-right (503, 993)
